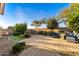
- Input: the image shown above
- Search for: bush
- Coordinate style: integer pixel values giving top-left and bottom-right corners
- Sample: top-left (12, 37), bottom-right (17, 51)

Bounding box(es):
top-left (38, 31), bottom-right (43, 35)
top-left (47, 31), bottom-right (54, 36)
top-left (30, 29), bottom-right (38, 35)
top-left (59, 30), bottom-right (65, 33)
top-left (13, 32), bottom-right (20, 36)
top-left (12, 42), bottom-right (25, 53)
top-left (24, 31), bottom-right (31, 38)
top-left (14, 23), bottom-right (27, 35)
top-left (42, 31), bottom-right (47, 35)
top-left (38, 31), bottom-right (47, 35)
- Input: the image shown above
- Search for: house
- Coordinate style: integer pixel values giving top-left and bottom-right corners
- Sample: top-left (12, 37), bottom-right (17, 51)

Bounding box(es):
top-left (58, 18), bottom-right (72, 32)
top-left (0, 27), bottom-right (14, 36)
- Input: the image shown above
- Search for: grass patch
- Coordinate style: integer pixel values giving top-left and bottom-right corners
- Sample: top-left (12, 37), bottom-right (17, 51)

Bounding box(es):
top-left (9, 35), bottom-right (25, 42)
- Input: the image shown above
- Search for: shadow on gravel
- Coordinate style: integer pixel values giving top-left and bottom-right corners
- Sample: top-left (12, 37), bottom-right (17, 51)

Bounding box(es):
top-left (18, 46), bottom-right (72, 56)
top-left (8, 45), bottom-right (33, 56)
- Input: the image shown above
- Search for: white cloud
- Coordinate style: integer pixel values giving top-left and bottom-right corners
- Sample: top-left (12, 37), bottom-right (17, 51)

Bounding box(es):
top-left (0, 16), bottom-right (10, 28)
top-left (27, 25), bottom-right (35, 29)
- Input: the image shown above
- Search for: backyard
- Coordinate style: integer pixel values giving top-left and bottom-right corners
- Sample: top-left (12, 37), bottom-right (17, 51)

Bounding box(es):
top-left (1, 33), bottom-right (79, 56)
top-left (0, 3), bottom-right (79, 56)
top-left (18, 34), bottom-right (79, 56)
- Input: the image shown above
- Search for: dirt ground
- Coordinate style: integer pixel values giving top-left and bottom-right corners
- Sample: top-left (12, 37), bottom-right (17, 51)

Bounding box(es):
top-left (19, 34), bottom-right (79, 56)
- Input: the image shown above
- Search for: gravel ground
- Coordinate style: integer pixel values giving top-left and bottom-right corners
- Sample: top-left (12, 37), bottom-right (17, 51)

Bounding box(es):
top-left (1, 35), bottom-right (79, 56)
top-left (19, 46), bottom-right (61, 56)
top-left (0, 37), bottom-right (14, 56)
top-left (19, 35), bottom-right (79, 56)
top-left (19, 35), bottom-right (62, 56)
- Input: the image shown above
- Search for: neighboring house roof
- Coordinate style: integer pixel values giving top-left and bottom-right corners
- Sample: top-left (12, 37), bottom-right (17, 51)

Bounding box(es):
top-left (0, 27), bottom-right (14, 36)
top-left (58, 19), bottom-right (67, 28)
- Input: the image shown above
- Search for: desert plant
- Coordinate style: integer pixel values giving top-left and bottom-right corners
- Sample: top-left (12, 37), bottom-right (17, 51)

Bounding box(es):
top-left (12, 42), bottom-right (25, 53)
top-left (14, 23), bottom-right (27, 35)
top-left (24, 31), bottom-right (31, 38)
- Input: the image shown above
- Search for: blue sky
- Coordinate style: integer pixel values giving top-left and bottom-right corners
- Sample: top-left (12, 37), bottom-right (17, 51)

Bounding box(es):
top-left (0, 3), bottom-right (70, 29)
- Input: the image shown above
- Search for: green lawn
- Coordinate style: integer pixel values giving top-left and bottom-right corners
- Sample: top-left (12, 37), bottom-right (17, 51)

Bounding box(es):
top-left (9, 35), bottom-right (25, 42)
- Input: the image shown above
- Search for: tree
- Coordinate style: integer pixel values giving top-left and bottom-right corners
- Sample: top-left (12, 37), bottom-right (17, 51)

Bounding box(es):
top-left (31, 20), bottom-right (41, 28)
top-left (58, 3), bottom-right (79, 33)
top-left (14, 23), bottom-right (27, 35)
top-left (59, 8), bottom-right (71, 19)
top-left (58, 4), bottom-right (79, 22)
top-left (68, 15), bottom-right (79, 33)
top-left (39, 18), bottom-right (47, 24)
top-left (46, 18), bottom-right (58, 29)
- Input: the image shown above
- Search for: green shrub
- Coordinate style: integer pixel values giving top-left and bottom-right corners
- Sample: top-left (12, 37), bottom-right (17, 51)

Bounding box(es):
top-left (13, 32), bottom-right (20, 36)
top-left (12, 42), bottom-right (25, 53)
top-left (38, 31), bottom-right (47, 35)
top-left (42, 31), bottom-right (47, 35)
top-left (24, 31), bottom-right (31, 38)
top-left (38, 31), bottom-right (44, 35)
top-left (47, 31), bottom-right (54, 36)
top-left (14, 23), bottom-right (27, 35)
top-left (59, 30), bottom-right (65, 33)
